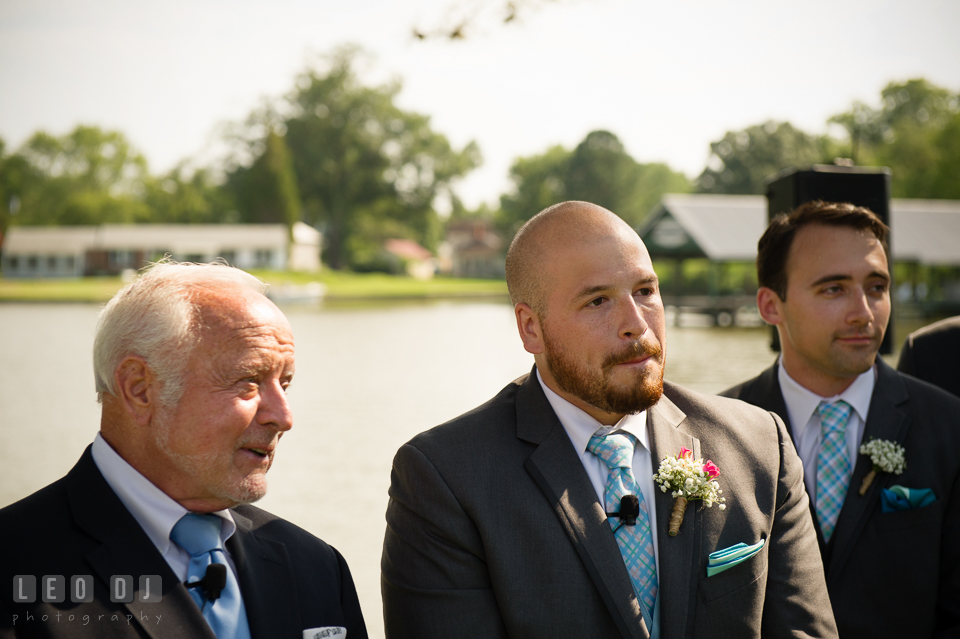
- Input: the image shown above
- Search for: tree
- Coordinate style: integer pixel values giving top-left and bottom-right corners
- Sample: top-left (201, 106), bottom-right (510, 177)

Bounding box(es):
top-left (567, 131), bottom-right (690, 227)
top-left (144, 164), bottom-right (237, 224)
top-left (826, 101), bottom-right (882, 164)
top-left (2, 125), bottom-right (152, 226)
top-left (696, 121), bottom-right (830, 195)
top-left (633, 162), bottom-right (692, 221)
top-left (867, 79), bottom-right (958, 198)
top-left (565, 131), bottom-right (644, 221)
top-left (226, 131), bottom-right (301, 226)
top-left (928, 111), bottom-right (960, 199)
top-left (497, 130), bottom-right (689, 237)
top-left (0, 137), bottom-right (9, 241)
top-left (829, 79), bottom-right (960, 198)
top-left (878, 78), bottom-right (957, 130)
top-left (412, 0), bottom-right (564, 40)
top-left (497, 144), bottom-right (570, 238)
top-left (225, 47), bottom-right (480, 269)
top-left (696, 80), bottom-right (959, 200)
top-left (0, 125), bottom-right (244, 228)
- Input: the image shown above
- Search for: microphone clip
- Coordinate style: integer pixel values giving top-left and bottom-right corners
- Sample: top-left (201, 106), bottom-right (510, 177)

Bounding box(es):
top-left (605, 494), bottom-right (640, 527)
top-left (185, 563), bottom-right (227, 603)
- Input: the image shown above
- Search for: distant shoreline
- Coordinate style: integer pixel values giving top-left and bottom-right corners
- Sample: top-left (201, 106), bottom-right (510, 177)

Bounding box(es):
top-left (0, 271), bottom-right (509, 304)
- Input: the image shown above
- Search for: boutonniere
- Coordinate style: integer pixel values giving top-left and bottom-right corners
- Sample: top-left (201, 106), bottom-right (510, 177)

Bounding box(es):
top-left (654, 447), bottom-right (725, 536)
top-left (858, 438), bottom-right (906, 495)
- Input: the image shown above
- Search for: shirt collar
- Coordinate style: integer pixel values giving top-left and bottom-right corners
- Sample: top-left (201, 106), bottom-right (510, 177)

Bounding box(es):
top-left (91, 433), bottom-right (237, 555)
top-left (777, 356), bottom-right (875, 434)
top-left (536, 368), bottom-right (650, 453)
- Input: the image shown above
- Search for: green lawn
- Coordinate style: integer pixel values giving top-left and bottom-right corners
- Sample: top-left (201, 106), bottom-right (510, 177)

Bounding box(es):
top-left (0, 271), bottom-right (508, 303)
top-left (0, 277), bottom-right (125, 303)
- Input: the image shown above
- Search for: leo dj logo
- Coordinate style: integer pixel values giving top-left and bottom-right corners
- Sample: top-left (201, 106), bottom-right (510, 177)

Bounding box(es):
top-left (13, 575), bottom-right (162, 604)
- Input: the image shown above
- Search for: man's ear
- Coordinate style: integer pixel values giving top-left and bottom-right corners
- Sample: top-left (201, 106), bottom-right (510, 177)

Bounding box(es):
top-left (113, 356), bottom-right (157, 426)
top-left (515, 303), bottom-right (544, 355)
top-left (756, 287), bottom-right (784, 326)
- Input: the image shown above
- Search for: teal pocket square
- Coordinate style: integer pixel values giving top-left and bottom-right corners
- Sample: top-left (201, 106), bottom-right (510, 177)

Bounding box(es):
top-left (881, 485), bottom-right (936, 513)
top-left (707, 539), bottom-right (765, 577)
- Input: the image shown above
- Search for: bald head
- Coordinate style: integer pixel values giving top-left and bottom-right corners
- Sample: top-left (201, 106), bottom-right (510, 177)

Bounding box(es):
top-left (508, 201), bottom-right (665, 424)
top-left (506, 201), bottom-right (644, 317)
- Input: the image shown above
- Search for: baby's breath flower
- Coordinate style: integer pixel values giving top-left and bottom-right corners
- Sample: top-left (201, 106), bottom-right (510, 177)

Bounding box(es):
top-left (857, 438), bottom-right (906, 495)
top-left (859, 439), bottom-right (906, 474)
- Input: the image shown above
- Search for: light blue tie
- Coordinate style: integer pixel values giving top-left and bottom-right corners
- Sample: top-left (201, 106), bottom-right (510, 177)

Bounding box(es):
top-left (588, 431), bottom-right (658, 617)
top-left (170, 514), bottom-right (251, 639)
top-left (816, 400), bottom-right (853, 543)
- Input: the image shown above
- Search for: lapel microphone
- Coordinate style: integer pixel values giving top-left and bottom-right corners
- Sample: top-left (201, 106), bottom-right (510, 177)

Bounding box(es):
top-left (606, 494), bottom-right (640, 526)
top-left (186, 563), bottom-right (227, 602)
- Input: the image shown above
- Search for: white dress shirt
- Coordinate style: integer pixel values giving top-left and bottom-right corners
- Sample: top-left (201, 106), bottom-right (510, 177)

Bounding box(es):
top-left (91, 433), bottom-right (240, 582)
top-left (777, 358), bottom-right (875, 504)
top-left (537, 370), bottom-right (660, 573)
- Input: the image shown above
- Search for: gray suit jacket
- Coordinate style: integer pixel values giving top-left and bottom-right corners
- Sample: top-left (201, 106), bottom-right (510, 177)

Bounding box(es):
top-left (0, 447), bottom-right (367, 638)
top-left (382, 369), bottom-right (837, 639)
top-left (722, 359), bottom-right (960, 638)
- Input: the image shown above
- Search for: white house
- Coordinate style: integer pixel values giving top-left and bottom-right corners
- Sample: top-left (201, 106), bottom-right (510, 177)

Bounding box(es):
top-left (1, 222), bottom-right (322, 278)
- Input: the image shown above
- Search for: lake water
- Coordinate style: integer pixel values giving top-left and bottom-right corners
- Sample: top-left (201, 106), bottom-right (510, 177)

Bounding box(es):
top-left (0, 300), bottom-right (909, 637)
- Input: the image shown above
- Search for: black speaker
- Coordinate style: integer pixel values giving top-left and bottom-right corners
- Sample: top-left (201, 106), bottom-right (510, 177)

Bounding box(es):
top-left (764, 165), bottom-right (893, 355)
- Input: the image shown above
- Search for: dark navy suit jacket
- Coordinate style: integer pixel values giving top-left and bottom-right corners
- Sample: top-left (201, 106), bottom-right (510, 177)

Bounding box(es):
top-left (723, 359), bottom-right (960, 638)
top-left (897, 315), bottom-right (960, 398)
top-left (0, 447), bottom-right (367, 638)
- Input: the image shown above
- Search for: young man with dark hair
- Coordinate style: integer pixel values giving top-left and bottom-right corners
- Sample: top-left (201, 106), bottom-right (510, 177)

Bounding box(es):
top-left (723, 200), bottom-right (960, 638)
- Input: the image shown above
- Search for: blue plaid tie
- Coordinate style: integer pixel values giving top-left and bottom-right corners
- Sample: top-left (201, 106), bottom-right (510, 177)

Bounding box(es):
top-left (170, 514), bottom-right (251, 639)
top-left (588, 432), bottom-right (658, 617)
top-left (816, 401), bottom-right (853, 542)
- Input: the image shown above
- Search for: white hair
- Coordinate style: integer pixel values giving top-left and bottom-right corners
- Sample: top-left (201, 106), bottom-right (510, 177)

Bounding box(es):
top-left (93, 260), bottom-right (267, 406)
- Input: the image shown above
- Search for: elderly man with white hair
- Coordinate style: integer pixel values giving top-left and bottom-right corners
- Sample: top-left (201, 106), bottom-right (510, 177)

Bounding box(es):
top-left (1, 261), bottom-right (367, 639)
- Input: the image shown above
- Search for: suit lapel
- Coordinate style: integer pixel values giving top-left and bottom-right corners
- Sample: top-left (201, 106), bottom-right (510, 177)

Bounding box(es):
top-left (741, 363), bottom-right (833, 547)
top-left (517, 371), bottom-right (647, 639)
top-left (228, 510), bottom-right (300, 639)
top-left (827, 361), bottom-right (910, 579)
top-left (67, 449), bottom-right (214, 639)
top-left (738, 361), bottom-right (794, 435)
top-left (647, 392), bottom-right (699, 639)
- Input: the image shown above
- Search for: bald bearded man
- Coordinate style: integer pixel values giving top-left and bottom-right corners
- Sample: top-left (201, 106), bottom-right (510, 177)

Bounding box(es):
top-left (381, 202), bottom-right (836, 639)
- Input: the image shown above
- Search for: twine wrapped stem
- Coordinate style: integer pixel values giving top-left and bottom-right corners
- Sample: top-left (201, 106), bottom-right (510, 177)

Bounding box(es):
top-left (668, 496), bottom-right (688, 536)
top-left (859, 468), bottom-right (878, 495)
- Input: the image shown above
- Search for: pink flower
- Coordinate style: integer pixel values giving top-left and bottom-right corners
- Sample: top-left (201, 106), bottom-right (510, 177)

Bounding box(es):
top-left (678, 447), bottom-right (693, 460)
top-left (703, 460), bottom-right (721, 479)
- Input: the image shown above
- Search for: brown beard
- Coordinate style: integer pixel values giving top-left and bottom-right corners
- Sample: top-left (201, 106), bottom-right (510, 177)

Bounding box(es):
top-left (543, 330), bottom-right (664, 415)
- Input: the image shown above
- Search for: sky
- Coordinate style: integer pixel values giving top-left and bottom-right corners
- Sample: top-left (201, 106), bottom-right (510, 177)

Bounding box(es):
top-left (1, 0), bottom-right (959, 209)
